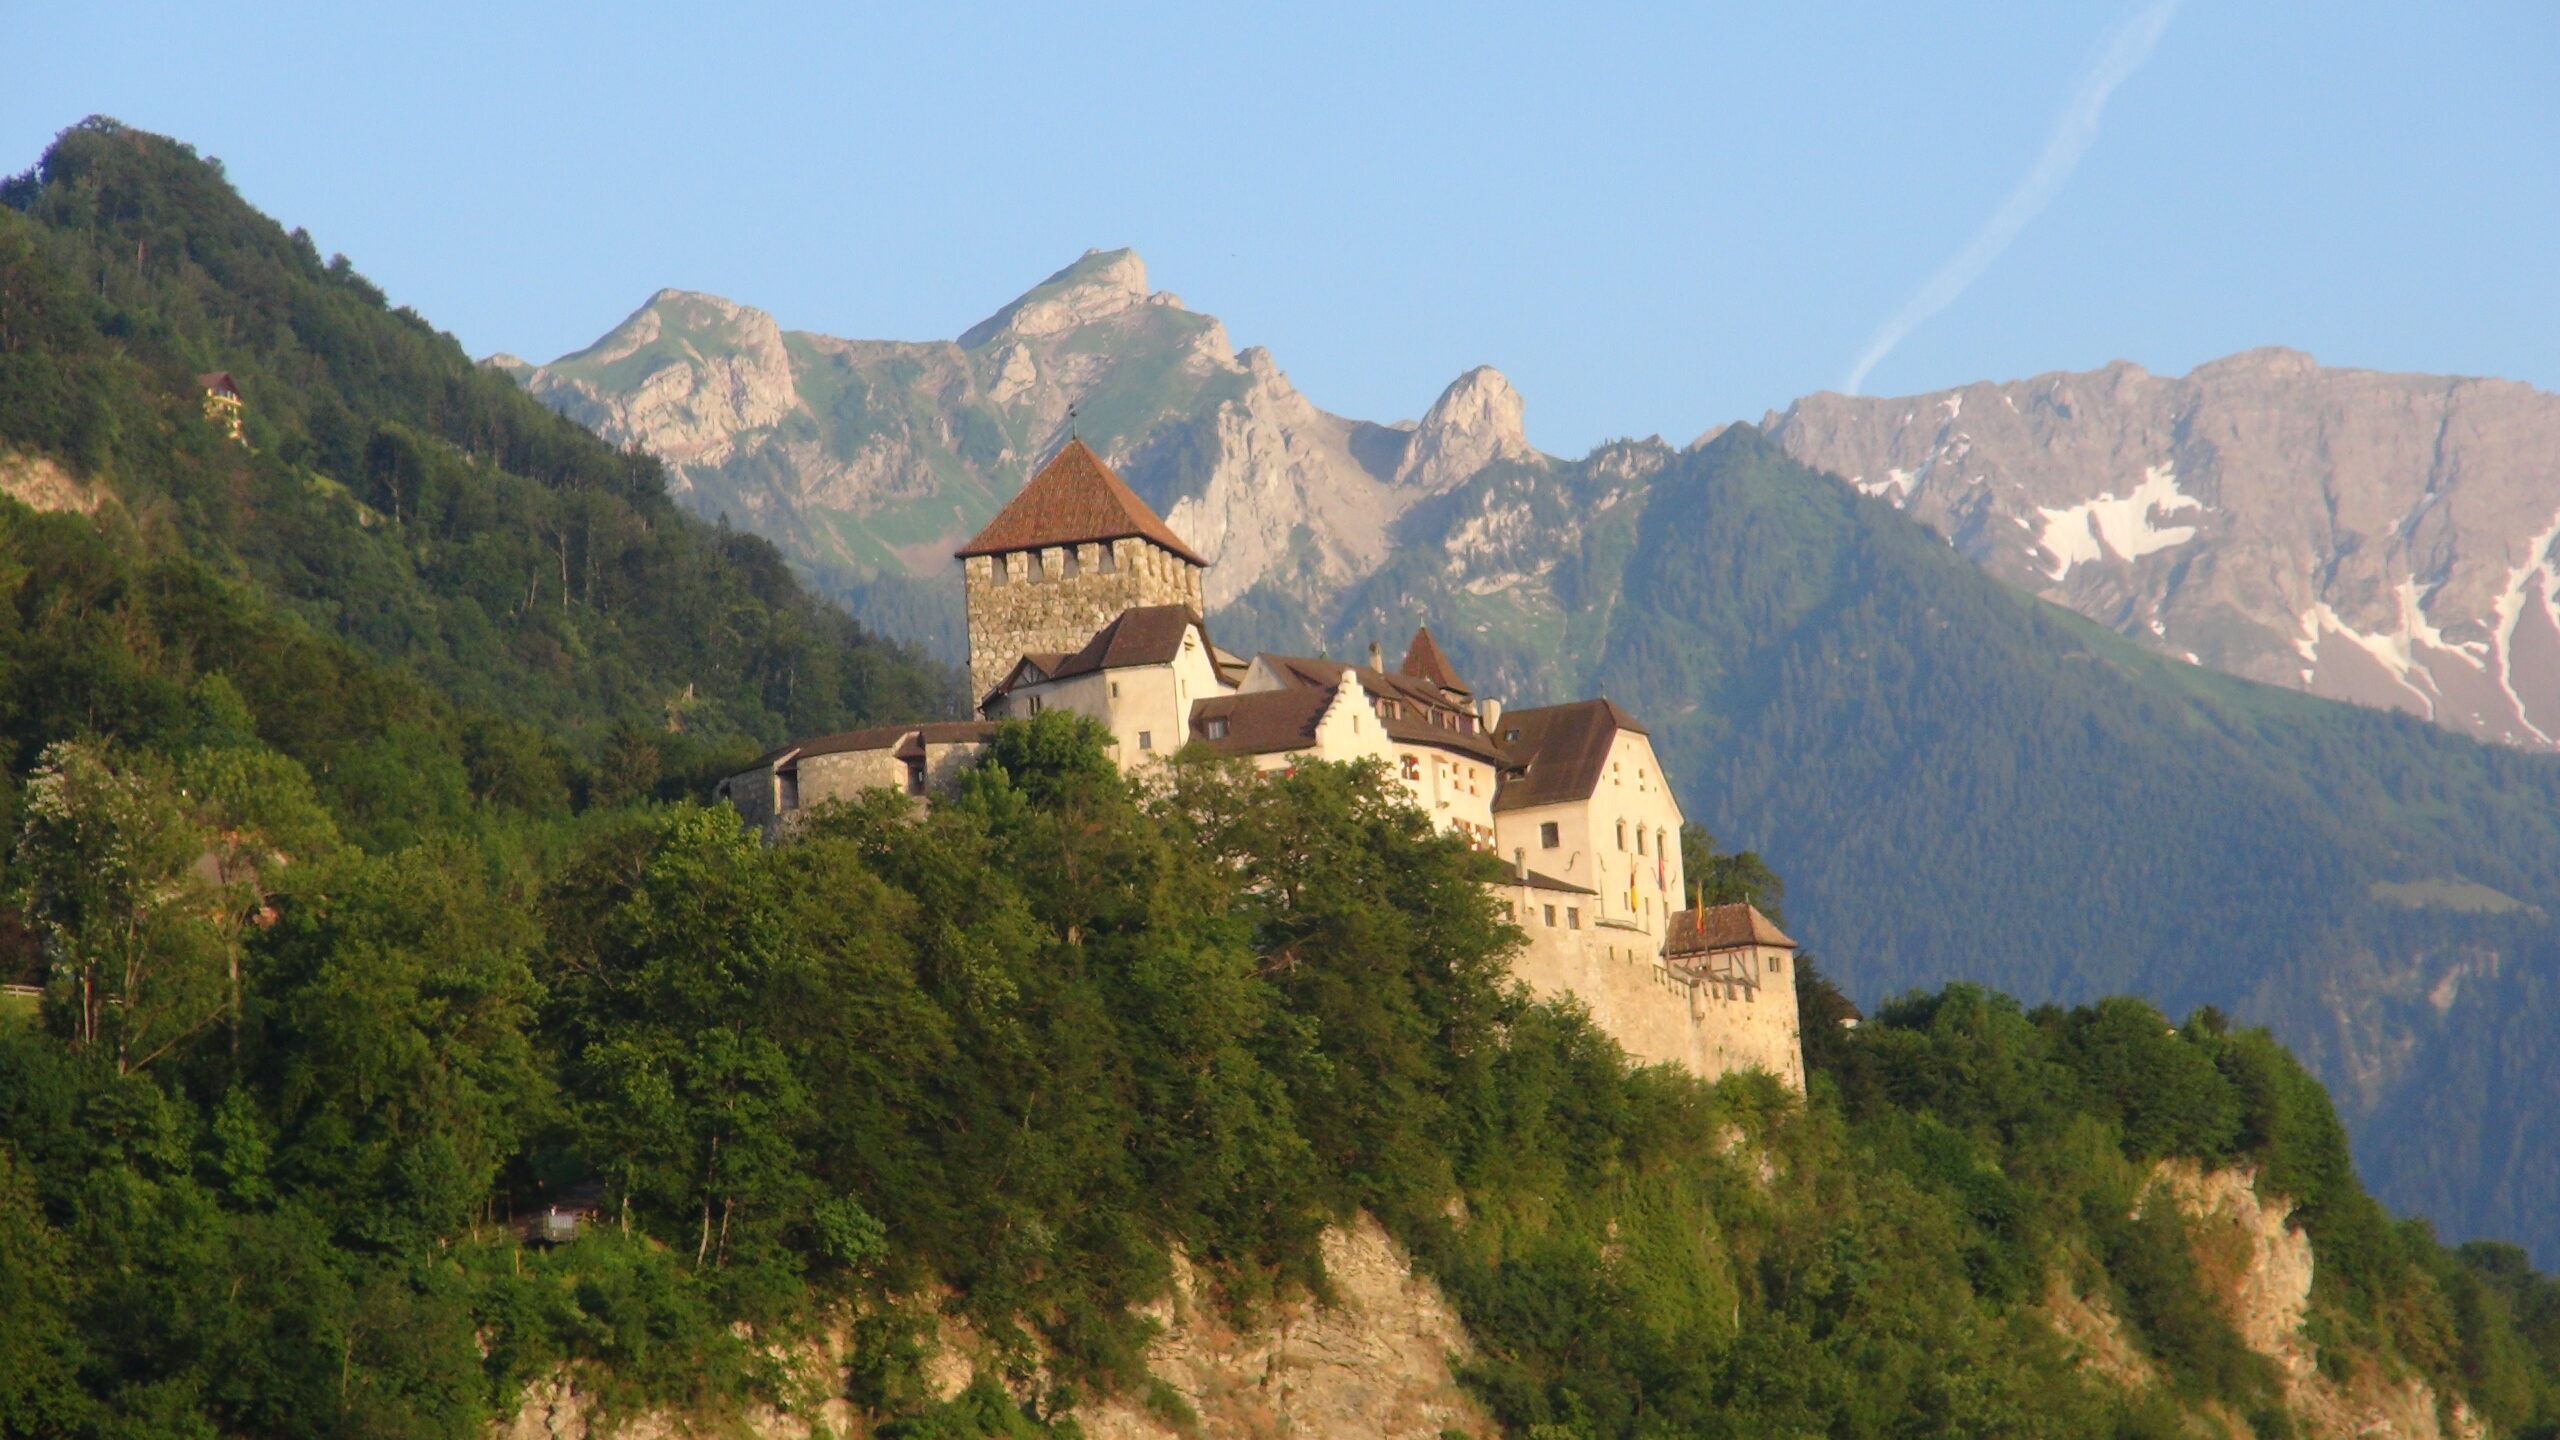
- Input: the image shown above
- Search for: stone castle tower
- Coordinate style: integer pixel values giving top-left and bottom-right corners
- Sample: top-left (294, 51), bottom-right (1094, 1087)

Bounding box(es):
top-left (956, 439), bottom-right (1207, 702)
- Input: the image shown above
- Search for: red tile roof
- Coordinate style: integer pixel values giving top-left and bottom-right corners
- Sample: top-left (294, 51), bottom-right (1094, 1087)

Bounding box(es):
top-left (956, 438), bottom-right (1207, 565)
top-left (1664, 903), bottom-right (1796, 954)
top-left (1398, 626), bottom-right (1467, 693)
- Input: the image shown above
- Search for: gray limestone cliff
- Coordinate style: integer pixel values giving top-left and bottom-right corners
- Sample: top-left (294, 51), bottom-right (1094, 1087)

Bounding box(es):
top-left (1766, 351), bottom-right (2560, 750)
top-left (492, 252), bottom-right (1545, 660)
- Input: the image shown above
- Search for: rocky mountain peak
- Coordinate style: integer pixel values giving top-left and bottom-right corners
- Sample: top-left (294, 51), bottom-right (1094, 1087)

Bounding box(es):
top-left (960, 248), bottom-right (1156, 347)
top-left (1396, 366), bottom-right (1538, 491)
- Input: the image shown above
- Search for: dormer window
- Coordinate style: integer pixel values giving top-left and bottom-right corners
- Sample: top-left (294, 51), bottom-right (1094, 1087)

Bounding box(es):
top-left (1204, 716), bottom-right (1229, 740)
top-left (1504, 728), bottom-right (1520, 742)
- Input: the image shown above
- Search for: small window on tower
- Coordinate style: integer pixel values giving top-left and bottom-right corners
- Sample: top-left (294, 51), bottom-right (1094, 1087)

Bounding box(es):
top-left (989, 556), bottom-right (1009, 586)
top-left (1402, 755), bottom-right (1422, 781)
top-left (1027, 552), bottom-right (1045, 582)
top-left (1567, 907), bottom-right (1582, 929)
top-left (1543, 904), bottom-right (1557, 927)
top-left (1616, 821), bottom-right (1627, 850)
top-left (1539, 822), bottom-right (1560, 848)
top-left (1138, 731), bottom-right (1153, 751)
top-left (1110, 681), bottom-right (1119, 698)
top-left (1098, 544), bottom-right (1119, 573)
top-left (903, 758), bottom-right (925, 796)
top-left (1062, 549), bottom-right (1081, 578)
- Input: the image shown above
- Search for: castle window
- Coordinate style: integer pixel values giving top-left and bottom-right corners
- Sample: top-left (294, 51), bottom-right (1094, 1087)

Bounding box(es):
top-left (1028, 695), bottom-right (1044, 715)
top-left (1543, 904), bottom-right (1557, 927)
top-left (1098, 544), bottom-right (1118, 573)
top-left (1567, 907), bottom-right (1582, 929)
top-left (1110, 682), bottom-right (1120, 698)
top-left (1616, 821), bottom-right (1627, 851)
top-left (1636, 827), bottom-right (1647, 856)
top-left (989, 556), bottom-right (1009, 586)
top-left (1770, 956), bottom-right (1782, 973)
top-left (1539, 822), bottom-right (1560, 848)
top-left (778, 767), bottom-right (800, 811)
top-left (1138, 730), bottom-right (1153, 751)
top-left (1402, 755), bottom-right (1421, 781)
top-left (903, 758), bottom-right (926, 796)
top-left (1204, 717), bottom-right (1228, 739)
top-left (1027, 552), bottom-right (1046, 582)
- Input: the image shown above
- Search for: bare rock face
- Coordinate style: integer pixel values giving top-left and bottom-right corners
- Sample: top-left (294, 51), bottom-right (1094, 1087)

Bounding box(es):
top-left (1767, 352), bottom-right (2560, 750)
top-left (1395, 366), bottom-right (1535, 493)
top-left (2142, 1161), bottom-right (2484, 1440)
top-left (0, 450), bottom-right (99, 515)
top-left (494, 252), bottom-right (1548, 659)
top-left (1082, 1215), bottom-right (1493, 1440)
top-left (490, 1216), bottom-right (1489, 1440)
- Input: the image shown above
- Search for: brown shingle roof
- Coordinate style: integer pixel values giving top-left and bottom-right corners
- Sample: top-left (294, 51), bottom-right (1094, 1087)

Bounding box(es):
top-left (1050, 606), bottom-right (1206, 678)
top-left (1664, 903), bottom-right (1796, 954)
top-left (197, 371), bottom-right (239, 398)
top-left (1491, 698), bottom-right (1648, 812)
top-left (1253, 654), bottom-right (1510, 764)
top-left (755, 721), bottom-right (1000, 769)
top-left (1189, 687), bottom-right (1336, 756)
top-left (1398, 626), bottom-right (1468, 694)
top-left (955, 438), bottom-right (1207, 565)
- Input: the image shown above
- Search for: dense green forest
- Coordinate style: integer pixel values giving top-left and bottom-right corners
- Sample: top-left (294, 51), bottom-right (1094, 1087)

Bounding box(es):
top-left (1323, 425), bottom-right (2560, 1268)
top-left (6, 118), bottom-right (2560, 1438)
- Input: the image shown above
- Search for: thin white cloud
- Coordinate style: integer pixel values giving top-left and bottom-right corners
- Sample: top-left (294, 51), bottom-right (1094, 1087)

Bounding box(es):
top-left (1843, 0), bottom-right (2183, 395)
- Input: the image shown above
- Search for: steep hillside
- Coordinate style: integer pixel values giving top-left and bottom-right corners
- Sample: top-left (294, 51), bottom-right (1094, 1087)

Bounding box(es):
top-left (493, 254), bottom-right (1532, 659)
top-left (0, 118), bottom-right (950, 831)
top-left (1335, 425), bottom-right (2560, 1266)
top-left (1766, 352), bottom-right (2560, 751)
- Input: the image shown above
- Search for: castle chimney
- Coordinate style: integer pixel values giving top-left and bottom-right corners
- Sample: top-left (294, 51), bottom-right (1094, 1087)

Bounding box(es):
top-left (1367, 640), bottom-right (1384, 671)
top-left (1513, 847), bottom-right (1527, 882)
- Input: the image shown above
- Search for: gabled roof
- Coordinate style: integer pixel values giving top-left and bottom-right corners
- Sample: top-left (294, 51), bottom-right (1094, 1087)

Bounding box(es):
top-left (753, 721), bottom-right (999, 770)
top-left (1252, 654), bottom-right (1510, 765)
top-left (1491, 698), bottom-right (1649, 812)
top-left (1188, 687), bottom-right (1337, 756)
top-left (1049, 605), bottom-right (1206, 679)
top-left (1398, 626), bottom-right (1468, 694)
top-left (1665, 903), bottom-right (1796, 954)
top-left (956, 438), bottom-right (1207, 565)
top-left (197, 371), bottom-right (240, 397)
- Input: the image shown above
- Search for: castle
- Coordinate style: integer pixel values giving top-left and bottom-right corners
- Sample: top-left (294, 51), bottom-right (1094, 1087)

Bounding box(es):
top-left (720, 439), bottom-right (1803, 1090)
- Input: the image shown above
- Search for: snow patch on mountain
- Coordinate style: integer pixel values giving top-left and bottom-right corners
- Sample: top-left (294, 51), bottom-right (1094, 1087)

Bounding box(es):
top-left (2033, 463), bottom-right (2204, 581)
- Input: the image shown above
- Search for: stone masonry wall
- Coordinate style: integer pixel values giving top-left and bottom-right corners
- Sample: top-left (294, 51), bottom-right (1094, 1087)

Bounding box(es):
top-left (1502, 885), bottom-right (1804, 1090)
top-left (964, 538), bottom-right (1205, 701)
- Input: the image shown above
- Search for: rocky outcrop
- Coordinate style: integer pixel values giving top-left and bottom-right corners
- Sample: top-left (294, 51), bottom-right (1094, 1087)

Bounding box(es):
top-left (490, 1215), bottom-right (1487, 1440)
top-left (2134, 1162), bottom-right (2481, 1440)
top-left (1767, 352), bottom-right (2560, 751)
top-left (493, 253), bottom-right (1555, 659)
top-left (0, 450), bottom-right (99, 515)
top-left (1394, 367), bottom-right (1535, 493)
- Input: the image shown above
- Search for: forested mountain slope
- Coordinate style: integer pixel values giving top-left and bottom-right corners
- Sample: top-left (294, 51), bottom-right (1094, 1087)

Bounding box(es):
top-left (1328, 425), bottom-right (2560, 1266)
top-left (7, 118), bottom-right (2560, 1439)
top-left (0, 116), bottom-right (951, 841)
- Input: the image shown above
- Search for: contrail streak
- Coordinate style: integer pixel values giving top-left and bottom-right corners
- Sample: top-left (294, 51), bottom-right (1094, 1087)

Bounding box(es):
top-left (1843, 0), bottom-right (2183, 394)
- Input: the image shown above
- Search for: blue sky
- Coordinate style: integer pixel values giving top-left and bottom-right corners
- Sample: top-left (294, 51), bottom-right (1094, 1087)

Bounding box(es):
top-left (8, 2), bottom-right (2556, 455)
